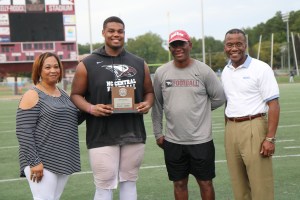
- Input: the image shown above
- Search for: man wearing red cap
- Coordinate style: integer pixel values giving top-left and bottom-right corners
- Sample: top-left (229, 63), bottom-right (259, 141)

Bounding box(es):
top-left (151, 30), bottom-right (225, 200)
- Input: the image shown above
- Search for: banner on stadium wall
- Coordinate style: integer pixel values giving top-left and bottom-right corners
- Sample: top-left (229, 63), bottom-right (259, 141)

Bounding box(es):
top-left (0, 0), bottom-right (10, 5)
top-left (0, 0), bottom-right (74, 6)
top-left (0, 27), bottom-right (9, 35)
top-left (63, 15), bottom-right (76, 25)
top-left (70, 51), bottom-right (76, 59)
top-left (0, 5), bottom-right (26, 13)
top-left (0, 54), bottom-right (6, 62)
top-left (0, 14), bottom-right (9, 25)
top-left (0, 36), bottom-right (10, 42)
top-left (0, 0), bottom-right (75, 13)
top-left (64, 26), bottom-right (76, 41)
top-left (45, 4), bottom-right (74, 13)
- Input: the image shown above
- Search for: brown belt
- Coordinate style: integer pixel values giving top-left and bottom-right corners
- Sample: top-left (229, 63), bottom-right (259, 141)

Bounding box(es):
top-left (227, 113), bottom-right (266, 122)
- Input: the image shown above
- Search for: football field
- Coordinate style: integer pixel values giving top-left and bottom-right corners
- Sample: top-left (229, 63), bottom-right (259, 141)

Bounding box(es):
top-left (0, 83), bottom-right (299, 199)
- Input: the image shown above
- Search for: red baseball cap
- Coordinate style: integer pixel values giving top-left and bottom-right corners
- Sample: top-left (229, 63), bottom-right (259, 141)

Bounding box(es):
top-left (168, 30), bottom-right (190, 44)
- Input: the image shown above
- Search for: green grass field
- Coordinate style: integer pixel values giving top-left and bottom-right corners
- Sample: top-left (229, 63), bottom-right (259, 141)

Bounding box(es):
top-left (0, 83), bottom-right (300, 199)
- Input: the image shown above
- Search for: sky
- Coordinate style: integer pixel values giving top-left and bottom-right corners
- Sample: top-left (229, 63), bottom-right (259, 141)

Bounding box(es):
top-left (74, 0), bottom-right (300, 44)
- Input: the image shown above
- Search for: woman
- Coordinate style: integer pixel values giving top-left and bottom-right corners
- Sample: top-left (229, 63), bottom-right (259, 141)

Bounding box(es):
top-left (16, 52), bottom-right (81, 200)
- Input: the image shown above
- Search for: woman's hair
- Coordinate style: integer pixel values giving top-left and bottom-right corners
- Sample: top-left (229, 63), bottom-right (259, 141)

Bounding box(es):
top-left (31, 52), bottom-right (63, 85)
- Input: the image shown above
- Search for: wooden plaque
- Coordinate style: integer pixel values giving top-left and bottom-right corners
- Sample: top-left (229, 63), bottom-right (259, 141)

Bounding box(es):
top-left (111, 87), bottom-right (138, 113)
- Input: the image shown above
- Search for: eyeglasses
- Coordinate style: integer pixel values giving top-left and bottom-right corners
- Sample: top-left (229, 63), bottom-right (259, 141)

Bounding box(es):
top-left (225, 42), bottom-right (244, 49)
top-left (169, 41), bottom-right (189, 48)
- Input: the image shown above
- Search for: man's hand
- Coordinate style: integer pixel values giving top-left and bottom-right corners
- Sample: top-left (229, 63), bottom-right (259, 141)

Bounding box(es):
top-left (260, 140), bottom-right (275, 157)
top-left (156, 136), bottom-right (165, 149)
top-left (137, 101), bottom-right (152, 114)
top-left (90, 104), bottom-right (113, 117)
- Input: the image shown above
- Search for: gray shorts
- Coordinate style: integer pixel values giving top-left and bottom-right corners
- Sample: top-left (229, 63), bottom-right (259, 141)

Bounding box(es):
top-left (88, 143), bottom-right (145, 189)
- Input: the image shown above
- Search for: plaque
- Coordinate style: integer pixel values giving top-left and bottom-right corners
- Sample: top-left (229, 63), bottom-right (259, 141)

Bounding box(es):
top-left (111, 87), bottom-right (138, 113)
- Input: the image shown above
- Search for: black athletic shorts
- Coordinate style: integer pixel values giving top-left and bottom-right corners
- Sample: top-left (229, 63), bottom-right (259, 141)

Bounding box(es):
top-left (163, 139), bottom-right (215, 181)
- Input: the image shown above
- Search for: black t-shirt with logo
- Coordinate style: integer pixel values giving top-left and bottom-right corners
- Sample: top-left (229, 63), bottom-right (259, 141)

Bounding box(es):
top-left (82, 47), bottom-right (146, 149)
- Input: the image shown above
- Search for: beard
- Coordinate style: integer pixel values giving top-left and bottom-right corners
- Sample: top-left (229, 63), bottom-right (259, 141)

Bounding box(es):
top-left (106, 39), bottom-right (124, 51)
top-left (110, 45), bottom-right (122, 51)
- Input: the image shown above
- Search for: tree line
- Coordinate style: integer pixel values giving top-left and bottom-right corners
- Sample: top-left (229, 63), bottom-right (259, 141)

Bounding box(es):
top-left (79, 10), bottom-right (300, 72)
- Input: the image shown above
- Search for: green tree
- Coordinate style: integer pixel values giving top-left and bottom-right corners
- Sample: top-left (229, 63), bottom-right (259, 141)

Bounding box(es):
top-left (190, 36), bottom-right (224, 65)
top-left (209, 52), bottom-right (227, 71)
top-left (244, 10), bottom-right (300, 69)
top-left (78, 43), bottom-right (103, 55)
top-left (252, 41), bottom-right (282, 68)
top-left (125, 32), bottom-right (168, 64)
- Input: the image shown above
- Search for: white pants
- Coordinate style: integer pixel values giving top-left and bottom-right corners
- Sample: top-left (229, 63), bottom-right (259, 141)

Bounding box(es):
top-left (89, 143), bottom-right (145, 189)
top-left (24, 166), bottom-right (69, 200)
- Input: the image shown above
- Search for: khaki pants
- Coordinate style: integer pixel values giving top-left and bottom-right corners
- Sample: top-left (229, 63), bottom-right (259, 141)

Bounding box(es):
top-left (225, 117), bottom-right (274, 200)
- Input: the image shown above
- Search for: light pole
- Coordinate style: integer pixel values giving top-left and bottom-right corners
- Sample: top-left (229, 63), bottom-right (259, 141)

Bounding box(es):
top-left (88, 0), bottom-right (93, 53)
top-left (282, 12), bottom-right (290, 72)
top-left (201, 0), bottom-right (205, 63)
top-left (167, 12), bottom-right (171, 61)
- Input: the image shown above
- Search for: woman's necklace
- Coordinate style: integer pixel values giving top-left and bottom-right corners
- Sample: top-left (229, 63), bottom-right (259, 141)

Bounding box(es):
top-left (39, 82), bottom-right (60, 97)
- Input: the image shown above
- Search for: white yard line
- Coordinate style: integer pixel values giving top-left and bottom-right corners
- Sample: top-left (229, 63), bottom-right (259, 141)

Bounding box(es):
top-left (0, 130), bottom-right (15, 133)
top-left (1, 154), bottom-right (300, 183)
top-left (277, 139), bottom-right (295, 143)
top-left (284, 146), bottom-right (300, 149)
top-left (2, 137), bottom-right (298, 150)
top-left (278, 124), bottom-right (300, 128)
top-left (0, 121), bottom-right (15, 124)
top-left (282, 110), bottom-right (300, 113)
top-left (3, 124), bottom-right (300, 134)
top-left (0, 146), bottom-right (18, 149)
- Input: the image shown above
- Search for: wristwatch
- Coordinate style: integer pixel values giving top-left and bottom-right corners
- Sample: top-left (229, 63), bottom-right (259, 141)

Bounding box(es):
top-left (265, 137), bottom-right (276, 144)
